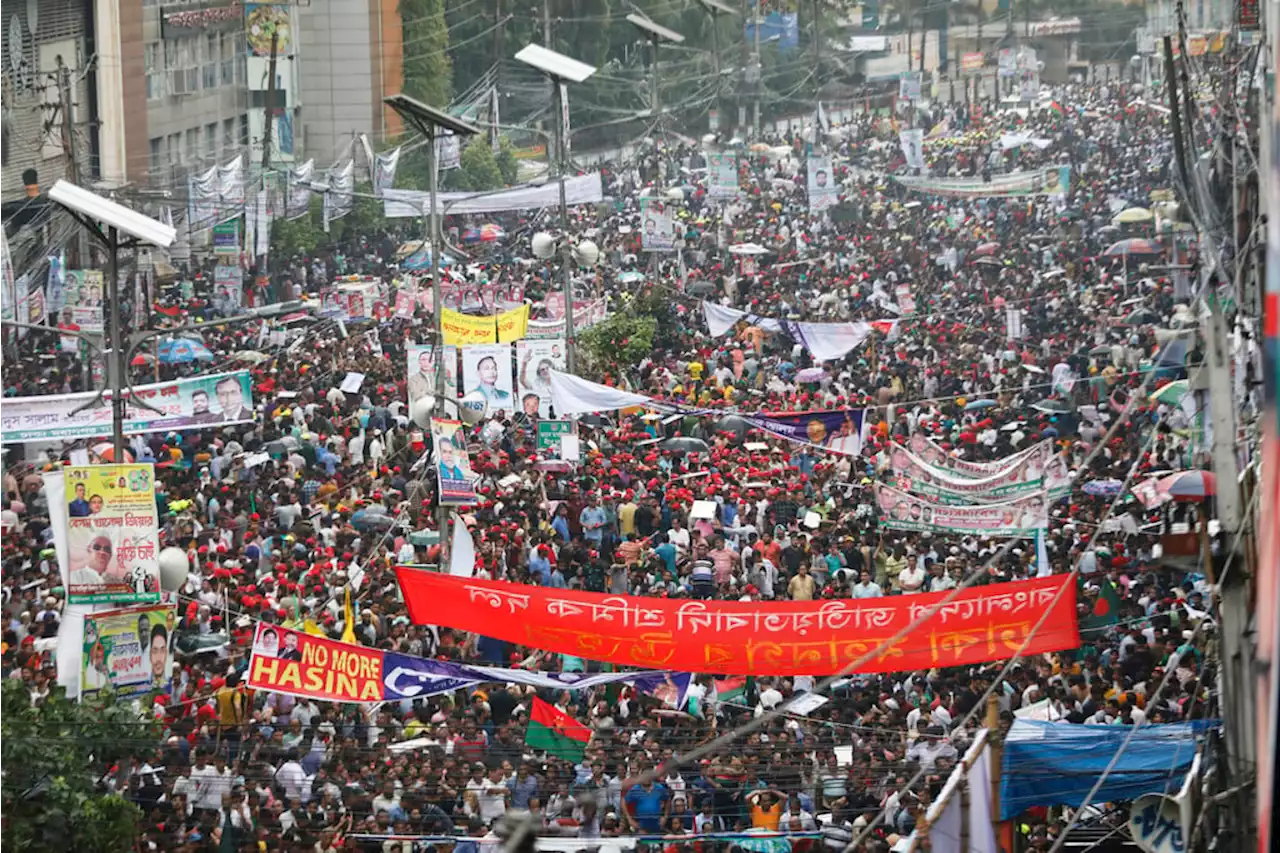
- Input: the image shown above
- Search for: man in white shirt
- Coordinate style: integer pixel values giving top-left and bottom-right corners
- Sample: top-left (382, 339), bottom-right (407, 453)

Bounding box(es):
top-left (898, 560), bottom-right (926, 594)
top-left (275, 749), bottom-right (308, 803)
top-left (188, 752), bottom-right (233, 813)
top-left (851, 570), bottom-right (882, 598)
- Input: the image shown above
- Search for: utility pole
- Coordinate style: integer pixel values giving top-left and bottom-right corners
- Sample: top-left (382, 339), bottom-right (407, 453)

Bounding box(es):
top-left (811, 0), bottom-right (821, 114)
top-left (260, 33), bottom-right (279, 173)
top-left (557, 83), bottom-right (575, 375)
top-left (752, 3), bottom-right (761, 138)
top-left (57, 57), bottom-right (80, 185)
top-left (739, 0), bottom-right (750, 136)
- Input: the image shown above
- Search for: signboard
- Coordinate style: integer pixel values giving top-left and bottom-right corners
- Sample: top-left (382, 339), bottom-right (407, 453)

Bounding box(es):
top-left (960, 52), bottom-right (985, 73)
top-left (160, 1), bottom-right (243, 39)
top-left (2, 371), bottom-right (256, 443)
top-left (537, 419), bottom-right (574, 450)
top-left (898, 70), bottom-right (922, 101)
top-left (640, 198), bottom-right (677, 252)
top-left (65, 464), bottom-right (162, 605)
top-left (212, 221), bottom-right (240, 256)
top-left (81, 604), bottom-right (176, 702)
top-left (432, 418), bottom-right (477, 505)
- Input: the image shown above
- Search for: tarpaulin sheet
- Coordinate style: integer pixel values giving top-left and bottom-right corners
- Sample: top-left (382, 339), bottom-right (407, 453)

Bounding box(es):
top-left (999, 719), bottom-right (1216, 819)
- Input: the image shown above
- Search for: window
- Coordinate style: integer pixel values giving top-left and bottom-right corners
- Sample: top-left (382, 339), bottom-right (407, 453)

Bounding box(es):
top-left (235, 37), bottom-right (246, 85)
top-left (185, 128), bottom-right (199, 163)
top-left (239, 114), bottom-right (249, 146)
top-left (203, 32), bottom-right (218, 89)
top-left (167, 133), bottom-right (181, 168)
top-left (145, 43), bottom-right (165, 100)
top-left (149, 137), bottom-right (164, 176)
top-left (205, 122), bottom-right (218, 158)
top-left (223, 118), bottom-right (236, 151)
top-left (220, 32), bottom-right (235, 85)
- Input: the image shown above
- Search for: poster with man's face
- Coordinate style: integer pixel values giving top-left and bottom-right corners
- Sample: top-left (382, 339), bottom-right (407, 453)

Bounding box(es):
top-left (806, 155), bottom-right (838, 213)
top-left (640, 198), bottom-right (676, 252)
top-left (406, 344), bottom-right (459, 404)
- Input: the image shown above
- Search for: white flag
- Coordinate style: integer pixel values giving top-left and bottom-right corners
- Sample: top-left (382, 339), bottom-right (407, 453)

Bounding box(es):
top-left (449, 513), bottom-right (476, 577)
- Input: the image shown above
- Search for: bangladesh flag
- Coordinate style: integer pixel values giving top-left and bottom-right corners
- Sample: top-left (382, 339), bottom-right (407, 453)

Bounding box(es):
top-left (526, 697), bottom-right (592, 763)
top-left (1080, 578), bottom-right (1121, 633)
top-left (713, 676), bottom-right (748, 704)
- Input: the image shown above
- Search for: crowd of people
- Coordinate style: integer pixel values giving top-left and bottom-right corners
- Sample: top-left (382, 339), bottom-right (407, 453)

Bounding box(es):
top-left (1, 77), bottom-right (1220, 853)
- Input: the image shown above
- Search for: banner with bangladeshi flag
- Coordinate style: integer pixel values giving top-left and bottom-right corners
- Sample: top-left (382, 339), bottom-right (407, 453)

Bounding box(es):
top-left (394, 569), bottom-right (1079, 676)
top-left (526, 697), bottom-right (592, 762)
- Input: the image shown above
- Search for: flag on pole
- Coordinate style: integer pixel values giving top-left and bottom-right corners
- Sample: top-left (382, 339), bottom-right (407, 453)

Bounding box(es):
top-left (526, 697), bottom-right (592, 762)
top-left (1035, 528), bottom-right (1052, 577)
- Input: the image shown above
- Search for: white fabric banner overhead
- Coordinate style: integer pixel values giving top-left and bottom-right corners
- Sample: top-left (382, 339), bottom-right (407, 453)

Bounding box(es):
top-left (323, 160), bottom-right (355, 231)
top-left (286, 159), bottom-right (314, 220)
top-left (374, 146), bottom-right (401, 197)
top-left (449, 513), bottom-right (477, 578)
top-left (549, 370), bottom-right (653, 416)
top-left (382, 173), bottom-right (605, 218)
top-left (701, 302), bottom-right (783, 336)
top-left (788, 320), bottom-right (871, 362)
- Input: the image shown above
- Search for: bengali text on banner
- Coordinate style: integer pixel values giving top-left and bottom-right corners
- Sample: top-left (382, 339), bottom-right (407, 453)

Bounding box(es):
top-left (1, 370), bottom-right (255, 443)
top-left (889, 441), bottom-right (1071, 503)
top-left (394, 570), bottom-right (1078, 675)
top-left (875, 482), bottom-right (1049, 536)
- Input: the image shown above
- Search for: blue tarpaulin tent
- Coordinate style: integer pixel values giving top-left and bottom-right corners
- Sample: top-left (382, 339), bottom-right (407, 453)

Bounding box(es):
top-left (999, 719), bottom-right (1216, 819)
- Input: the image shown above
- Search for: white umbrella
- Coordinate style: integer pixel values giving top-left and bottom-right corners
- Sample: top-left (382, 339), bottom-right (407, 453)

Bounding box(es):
top-left (729, 242), bottom-right (770, 256)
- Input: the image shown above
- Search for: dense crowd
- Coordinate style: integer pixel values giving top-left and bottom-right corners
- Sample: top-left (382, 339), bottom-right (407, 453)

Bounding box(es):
top-left (1, 78), bottom-right (1219, 853)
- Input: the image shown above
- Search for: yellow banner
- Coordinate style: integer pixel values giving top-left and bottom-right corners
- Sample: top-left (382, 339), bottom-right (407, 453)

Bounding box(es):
top-left (441, 308), bottom-right (496, 346)
top-left (497, 304), bottom-right (530, 343)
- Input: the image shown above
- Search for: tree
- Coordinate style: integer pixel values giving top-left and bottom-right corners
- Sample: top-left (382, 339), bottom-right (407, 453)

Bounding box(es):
top-left (270, 196), bottom-right (326, 257)
top-left (495, 137), bottom-right (520, 186)
top-left (400, 0), bottom-right (453, 108)
top-left (578, 313), bottom-right (657, 377)
top-left (2, 680), bottom-right (159, 850)
top-left (449, 138), bottom-right (503, 191)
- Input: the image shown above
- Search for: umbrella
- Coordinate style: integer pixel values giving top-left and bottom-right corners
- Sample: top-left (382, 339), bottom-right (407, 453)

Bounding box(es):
top-left (1112, 207), bottom-right (1154, 224)
top-left (395, 240), bottom-right (424, 259)
top-left (1124, 308), bottom-right (1161, 326)
top-left (749, 143), bottom-right (771, 153)
top-left (1104, 238), bottom-right (1163, 257)
top-left (796, 367), bottom-right (828, 383)
top-left (1089, 345), bottom-right (1113, 357)
top-left (1031, 399), bottom-right (1072, 414)
top-left (974, 241), bottom-right (1000, 256)
top-left (400, 247), bottom-right (455, 271)
top-left (157, 338), bottom-right (214, 364)
top-left (660, 437), bottom-right (710, 454)
top-left (1082, 478), bottom-right (1124, 497)
top-left (728, 242), bottom-right (770, 256)
top-left (91, 443), bottom-right (135, 463)
top-left (130, 353), bottom-right (156, 367)
top-left (461, 223), bottom-right (505, 243)
top-left (351, 508), bottom-right (396, 531)
top-left (715, 415), bottom-right (753, 439)
top-left (973, 256), bottom-right (1003, 267)
top-left (617, 271), bottom-right (645, 284)
top-left (1150, 379), bottom-right (1189, 405)
top-left (964, 399), bottom-right (998, 411)
top-left (1157, 470), bottom-right (1216, 501)
top-left (232, 350), bottom-right (270, 364)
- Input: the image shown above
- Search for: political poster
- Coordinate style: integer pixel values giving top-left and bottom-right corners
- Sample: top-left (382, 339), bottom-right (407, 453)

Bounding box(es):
top-left (440, 307), bottom-right (498, 346)
top-left (874, 482), bottom-right (1049, 536)
top-left (213, 264), bottom-right (243, 310)
top-left (640, 198), bottom-right (677, 251)
top-left (898, 70), bottom-right (922, 101)
top-left (212, 221), bottom-right (240, 256)
top-left (895, 283), bottom-right (917, 315)
top-left (460, 344), bottom-right (515, 414)
top-left (998, 48), bottom-right (1017, 77)
top-left (889, 442), bottom-right (1069, 503)
top-left (248, 622), bottom-right (386, 703)
top-left (899, 129), bottom-right (925, 171)
top-left (431, 418), bottom-right (477, 505)
top-left (81, 604), bottom-right (176, 703)
top-left (961, 52), bottom-right (985, 73)
top-left (707, 152), bottom-right (740, 200)
top-left (406, 344), bottom-right (458, 405)
top-left (515, 338), bottom-right (567, 418)
top-left (1, 371), bottom-right (256, 443)
top-left (63, 269), bottom-right (104, 332)
top-left (895, 167), bottom-right (1070, 198)
top-left (65, 464), bottom-right (162, 605)
top-left (806, 155), bottom-right (838, 213)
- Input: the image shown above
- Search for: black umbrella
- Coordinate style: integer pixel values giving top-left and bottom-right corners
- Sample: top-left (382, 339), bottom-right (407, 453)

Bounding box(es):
top-left (660, 437), bottom-right (710, 454)
top-left (715, 415), bottom-right (753, 439)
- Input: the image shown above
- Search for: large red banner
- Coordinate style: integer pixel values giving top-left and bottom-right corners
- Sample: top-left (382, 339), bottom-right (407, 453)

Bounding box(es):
top-left (395, 570), bottom-right (1079, 675)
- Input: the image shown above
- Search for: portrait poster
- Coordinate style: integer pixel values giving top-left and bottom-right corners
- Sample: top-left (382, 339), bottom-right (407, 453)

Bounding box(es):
top-left (213, 264), bottom-right (243, 309)
top-left (406, 344), bottom-right (458, 405)
top-left (81, 604), bottom-right (176, 704)
top-left (640, 198), bottom-right (677, 252)
top-left (63, 269), bottom-right (104, 332)
top-left (460, 344), bottom-right (515, 415)
top-left (431, 418), bottom-right (477, 505)
top-left (65, 464), bottom-right (162, 605)
top-left (515, 338), bottom-right (567, 418)
top-left (806, 155), bottom-right (837, 213)
top-left (707, 152), bottom-right (740, 200)
top-left (874, 482), bottom-right (1049, 537)
top-left (248, 622), bottom-right (385, 703)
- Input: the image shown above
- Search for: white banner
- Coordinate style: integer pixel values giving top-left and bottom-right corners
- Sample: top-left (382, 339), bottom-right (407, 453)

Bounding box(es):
top-left (323, 160), bottom-right (355, 231)
top-left (550, 370), bottom-right (653, 417)
top-left (641, 197), bottom-right (677, 251)
top-left (806, 154), bottom-right (837, 213)
top-left (889, 441), bottom-right (1069, 503)
top-left (516, 338), bottom-right (567, 418)
top-left (1006, 306), bottom-right (1024, 340)
top-left (287, 159), bottom-right (314, 220)
top-left (374, 146), bottom-right (401, 197)
top-left (707, 152), bottom-right (739, 200)
top-left (875, 482), bottom-right (1049, 537)
top-left (383, 173), bottom-right (604, 218)
top-left (899, 129), bottom-right (925, 170)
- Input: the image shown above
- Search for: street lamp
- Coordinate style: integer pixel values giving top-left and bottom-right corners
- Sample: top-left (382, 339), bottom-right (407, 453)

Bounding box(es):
top-left (625, 12), bottom-right (685, 125)
top-left (513, 44), bottom-right (597, 374)
top-left (46, 180), bottom-right (176, 458)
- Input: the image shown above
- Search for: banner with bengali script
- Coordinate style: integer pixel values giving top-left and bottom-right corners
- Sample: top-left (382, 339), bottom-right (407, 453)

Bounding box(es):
top-left (745, 409), bottom-right (867, 456)
top-left (889, 442), bottom-right (1070, 503)
top-left (895, 167), bottom-right (1070, 198)
top-left (1, 371), bottom-right (255, 443)
top-left (707, 152), bottom-right (739, 200)
top-left (441, 307), bottom-right (497, 346)
top-left (394, 570), bottom-right (1079, 675)
top-left (875, 482), bottom-right (1049, 536)
top-left (81, 604), bottom-right (175, 703)
top-left (65, 464), bottom-right (162, 605)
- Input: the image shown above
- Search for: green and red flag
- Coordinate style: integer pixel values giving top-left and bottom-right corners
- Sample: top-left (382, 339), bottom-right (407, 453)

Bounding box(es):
top-left (713, 676), bottom-right (748, 704)
top-left (1079, 577), bottom-right (1121, 633)
top-left (526, 697), bottom-right (592, 762)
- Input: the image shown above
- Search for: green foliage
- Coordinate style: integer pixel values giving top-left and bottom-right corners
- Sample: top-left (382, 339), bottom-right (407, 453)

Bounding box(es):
top-left (1, 680), bottom-right (156, 851)
top-left (331, 193), bottom-right (386, 242)
top-left (401, 0), bottom-right (453, 107)
top-left (270, 196), bottom-right (326, 256)
top-left (579, 313), bottom-right (657, 375)
top-left (448, 138), bottom-right (504, 191)
top-left (495, 137), bottom-right (519, 186)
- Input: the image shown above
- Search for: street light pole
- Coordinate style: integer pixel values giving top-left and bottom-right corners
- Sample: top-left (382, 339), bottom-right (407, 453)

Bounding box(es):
top-left (556, 85), bottom-right (576, 374)
top-left (105, 227), bottom-right (126, 456)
